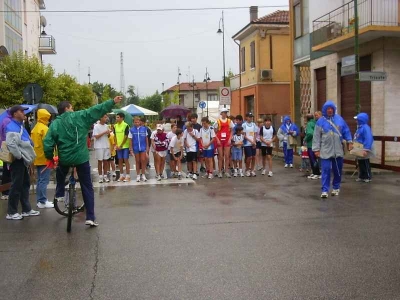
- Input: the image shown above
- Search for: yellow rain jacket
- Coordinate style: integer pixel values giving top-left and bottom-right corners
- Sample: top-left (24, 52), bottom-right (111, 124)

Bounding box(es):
top-left (31, 109), bottom-right (51, 166)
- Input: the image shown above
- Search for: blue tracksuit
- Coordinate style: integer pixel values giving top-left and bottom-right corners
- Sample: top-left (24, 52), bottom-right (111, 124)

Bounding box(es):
top-left (312, 101), bottom-right (352, 192)
top-left (277, 116), bottom-right (299, 164)
top-left (130, 126), bottom-right (148, 154)
top-left (354, 112), bottom-right (374, 180)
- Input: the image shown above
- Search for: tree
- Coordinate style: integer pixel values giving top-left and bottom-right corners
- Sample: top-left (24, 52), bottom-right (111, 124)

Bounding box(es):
top-left (91, 81), bottom-right (119, 103)
top-left (139, 91), bottom-right (162, 113)
top-left (224, 69), bottom-right (235, 87)
top-left (171, 89), bottom-right (180, 105)
top-left (126, 85), bottom-right (140, 105)
top-left (162, 92), bottom-right (171, 108)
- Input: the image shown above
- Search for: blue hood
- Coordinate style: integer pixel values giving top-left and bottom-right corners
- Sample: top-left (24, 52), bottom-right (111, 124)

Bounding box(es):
top-left (355, 112), bottom-right (369, 125)
top-left (283, 115), bottom-right (291, 124)
top-left (322, 101), bottom-right (337, 118)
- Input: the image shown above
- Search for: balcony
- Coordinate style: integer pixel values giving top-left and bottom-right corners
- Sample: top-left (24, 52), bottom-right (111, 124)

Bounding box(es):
top-left (312, 0), bottom-right (400, 52)
top-left (39, 35), bottom-right (56, 55)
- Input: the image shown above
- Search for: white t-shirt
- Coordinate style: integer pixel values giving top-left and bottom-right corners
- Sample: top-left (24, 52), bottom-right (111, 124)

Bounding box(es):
top-left (199, 127), bottom-right (216, 150)
top-left (242, 122), bottom-right (258, 146)
top-left (93, 123), bottom-right (110, 149)
top-left (232, 134), bottom-right (244, 147)
top-left (260, 126), bottom-right (276, 147)
top-left (183, 129), bottom-right (200, 152)
top-left (166, 131), bottom-right (176, 140)
top-left (169, 136), bottom-right (183, 154)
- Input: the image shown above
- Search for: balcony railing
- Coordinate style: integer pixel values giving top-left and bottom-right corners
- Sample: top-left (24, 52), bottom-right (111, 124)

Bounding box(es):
top-left (312, 0), bottom-right (399, 47)
top-left (39, 35), bottom-right (56, 54)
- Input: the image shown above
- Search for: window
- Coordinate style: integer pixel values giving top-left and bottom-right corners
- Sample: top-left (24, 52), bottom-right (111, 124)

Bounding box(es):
top-left (208, 94), bottom-right (218, 101)
top-left (5, 0), bottom-right (22, 33)
top-left (250, 41), bottom-right (256, 69)
top-left (5, 26), bottom-right (23, 54)
top-left (294, 3), bottom-right (302, 38)
top-left (302, 0), bottom-right (309, 35)
top-left (294, 0), bottom-right (309, 37)
top-left (23, 0), bottom-right (27, 25)
top-left (241, 47), bottom-right (246, 72)
top-left (195, 93), bottom-right (200, 101)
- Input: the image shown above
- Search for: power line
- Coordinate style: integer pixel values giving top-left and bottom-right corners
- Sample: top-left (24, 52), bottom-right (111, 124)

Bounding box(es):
top-left (0, 5), bottom-right (288, 13)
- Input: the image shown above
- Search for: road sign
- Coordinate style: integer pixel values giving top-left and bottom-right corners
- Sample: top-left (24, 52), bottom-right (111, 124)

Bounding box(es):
top-left (199, 101), bottom-right (206, 109)
top-left (359, 71), bottom-right (387, 82)
top-left (341, 55), bottom-right (356, 76)
top-left (341, 65), bottom-right (356, 76)
top-left (219, 87), bottom-right (231, 105)
top-left (23, 83), bottom-right (43, 105)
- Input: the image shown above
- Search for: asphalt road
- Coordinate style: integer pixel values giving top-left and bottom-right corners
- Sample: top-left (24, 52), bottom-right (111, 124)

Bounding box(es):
top-left (1, 163), bottom-right (400, 300)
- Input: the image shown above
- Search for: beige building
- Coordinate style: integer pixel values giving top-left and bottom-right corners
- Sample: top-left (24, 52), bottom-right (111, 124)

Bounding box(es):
top-left (0, 0), bottom-right (56, 59)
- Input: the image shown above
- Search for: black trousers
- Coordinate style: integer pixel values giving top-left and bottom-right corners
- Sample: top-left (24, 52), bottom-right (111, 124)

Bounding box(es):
top-left (1, 162), bottom-right (11, 195)
top-left (8, 159), bottom-right (31, 214)
top-left (358, 158), bottom-right (371, 180)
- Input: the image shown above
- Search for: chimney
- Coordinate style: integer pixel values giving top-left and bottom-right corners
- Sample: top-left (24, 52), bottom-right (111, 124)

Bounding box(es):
top-left (250, 6), bottom-right (258, 22)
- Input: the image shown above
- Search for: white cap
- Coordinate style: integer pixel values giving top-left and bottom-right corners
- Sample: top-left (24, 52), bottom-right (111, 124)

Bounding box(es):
top-left (220, 108), bottom-right (229, 114)
top-left (156, 124), bottom-right (164, 130)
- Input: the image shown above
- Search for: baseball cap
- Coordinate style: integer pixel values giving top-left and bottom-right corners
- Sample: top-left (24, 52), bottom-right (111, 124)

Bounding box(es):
top-left (9, 105), bottom-right (28, 116)
top-left (156, 124), bottom-right (164, 130)
top-left (246, 112), bottom-right (253, 117)
top-left (220, 108), bottom-right (229, 114)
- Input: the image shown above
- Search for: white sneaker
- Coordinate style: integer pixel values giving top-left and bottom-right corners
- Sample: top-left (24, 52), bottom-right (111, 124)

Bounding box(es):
top-left (192, 174), bottom-right (198, 180)
top-left (289, 164), bottom-right (293, 168)
top-left (1, 195), bottom-right (9, 200)
top-left (136, 175), bottom-right (141, 182)
top-left (268, 171), bottom-right (273, 177)
top-left (331, 189), bottom-right (340, 196)
top-left (225, 173), bottom-right (231, 178)
top-left (317, 175), bottom-right (322, 179)
top-left (208, 173), bottom-right (214, 179)
top-left (6, 213), bottom-right (23, 220)
top-left (98, 176), bottom-right (104, 183)
top-left (218, 172), bottom-right (223, 178)
top-left (37, 201), bottom-right (54, 209)
top-left (245, 170), bottom-right (251, 177)
top-left (186, 173), bottom-right (192, 178)
top-left (321, 192), bottom-right (328, 199)
top-left (311, 175), bottom-right (320, 180)
top-left (112, 172), bottom-right (117, 178)
top-left (21, 210), bottom-right (40, 217)
top-left (284, 164), bottom-right (288, 168)
top-left (251, 171), bottom-right (256, 177)
top-left (104, 177), bottom-right (110, 183)
top-left (307, 174), bottom-right (315, 179)
top-left (157, 175), bottom-right (162, 181)
top-left (261, 169), bottom-right (266, 175)
top-left (240, 170), bottom-right (244, 177)
top-left (123, 176), bottom-right (130, 182)
top-left (141, 174), bottom-right (147, 182)
top-left (85, 220), bottom-right (99, 227)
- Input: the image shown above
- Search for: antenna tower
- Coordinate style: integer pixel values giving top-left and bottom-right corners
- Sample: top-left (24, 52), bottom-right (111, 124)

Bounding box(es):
top-left (120, 52), bottom-right (126, 104)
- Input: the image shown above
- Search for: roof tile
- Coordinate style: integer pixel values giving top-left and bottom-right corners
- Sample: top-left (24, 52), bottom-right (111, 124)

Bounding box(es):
top-left (253, 10), bottom-right (289, 24)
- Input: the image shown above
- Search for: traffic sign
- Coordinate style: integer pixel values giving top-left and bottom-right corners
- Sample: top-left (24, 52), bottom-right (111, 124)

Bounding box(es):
top-left (341, 55), bottom-right (356, 76)
top-left (199, 101), bottom-right (206, 109)
top-left (23, 83), bottom-right (43, 105)
top-left (219, 87), bottom-right (231, 105)
top-left (359, 71), bottom-right (387, 81)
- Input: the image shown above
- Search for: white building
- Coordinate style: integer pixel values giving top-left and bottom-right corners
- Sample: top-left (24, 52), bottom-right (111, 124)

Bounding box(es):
top-left (0, 0), bottom-right (56, 59)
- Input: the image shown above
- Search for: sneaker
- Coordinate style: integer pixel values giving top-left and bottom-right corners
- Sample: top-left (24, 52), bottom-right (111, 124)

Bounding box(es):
top-left (123, 176), bottom-right (130, 182)
top-left (245, 170), bottom-right (251, 177)
top-left (178, 173), bottom-right (182, 180)
top-left (311, 175), bottom-right (319, 180)
top-left (240, 172), bottom-right (245, 177)
top-left (363, 179), bottom-right (371, 183)
top-left (307, 174), bottom-right (315, 179)
top-left (218, 172), bottom-right (223, 178)
top-left (118, 176), bottom-right (125, 182)
top-left (37, 201), bottom-right (54, 209)
top-left (331, 189), bottom-right (340, 196)
top-left (257, 166), bottom-right (263, 171)
top-left (208, 173), bottom-right (214, 179)
top-left (192, 174), bottom-right (198, 180)
top-left (21, 210), bottom-right (40, 217)
top-left (186, 173), bottom-right (192, 179)
top-left (284, 164), bottom-right (289, 168)
top-left (98, 177), bottom-right (104, 183)
top-left (251, 171), bottom-right (256, 177)
top-left (6, 213), bottom-right (23, 220)
top-left (317, 175), bottom-right (322, 179)
top-left (289, 164), bottom-right (294, 168)
top-left (268, 171), bottom-right (273, 177)
top-left (112, 172), bottom-right (117, 177)
top-left (355, 178), bottom-right (363, 182)
top-left (141, 174), bottom-right (147, 182)
top-left (233, 170), bottom-right (238, 177)
top-left (321, 192), bottom-right (328, 199)
top-left (85, 220), bottom-right (99, 227)
top-left (136, 175), bottom-right (141, 182)
top-left (157, 175), bottom-right (162, 181)
top-left (1, 195), bottom-right (9, 200)
top-left (104, 177), bottom-right (110, 183)
top-left (200, 166), bottom-right (206, 173)
top-left (225, 173), bottom-right (231, 178)
top-left (261, 169), bottom-right (266, 175)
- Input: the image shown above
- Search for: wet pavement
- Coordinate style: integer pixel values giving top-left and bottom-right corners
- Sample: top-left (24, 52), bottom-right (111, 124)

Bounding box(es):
top-left (1, 159), bottom-right (400, 300)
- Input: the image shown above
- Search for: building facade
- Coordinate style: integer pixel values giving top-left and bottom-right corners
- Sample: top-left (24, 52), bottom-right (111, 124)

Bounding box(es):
top-left (290, 0), bottom-right (400, 161)
top-left (231, 7), bottom-right (291, 128)
top-left (0, 0), bottom-right (56, 59)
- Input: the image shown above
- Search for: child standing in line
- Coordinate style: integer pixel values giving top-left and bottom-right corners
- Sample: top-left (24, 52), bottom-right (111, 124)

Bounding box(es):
top-left (108, 124), bottom-right (117, 179)
top-left (151, 124), bottom-right (169, 181)
top-left (299, 145), bottom-right (311, 173)
top-left (231, 126), bottom-right (245, 177)
top-left (199, 117), bottom-right (216, 179)
top-left (169, 128), bottom-right (184, 179)
top-left (129, 117), bottom-right (149, 182)
top-left (183, 122), bottom-right (200, 180)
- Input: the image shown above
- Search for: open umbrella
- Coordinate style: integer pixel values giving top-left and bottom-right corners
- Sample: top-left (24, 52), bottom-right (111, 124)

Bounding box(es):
top-left (37, 103), bottom-right (58, 115)
top-left (160, 104), bottom-right (190, 119)
top-left (111, 109), bottom-right (133, 126)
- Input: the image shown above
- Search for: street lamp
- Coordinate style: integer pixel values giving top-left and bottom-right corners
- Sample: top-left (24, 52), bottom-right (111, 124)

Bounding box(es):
top-left (189, 76), bottom-right (197, 113)
top-left (217, 10), bottom-right (226, 90)
top-left (203, 68), bottom-right (211, 117)
top-left (176, 67), bottom-right (182, 105)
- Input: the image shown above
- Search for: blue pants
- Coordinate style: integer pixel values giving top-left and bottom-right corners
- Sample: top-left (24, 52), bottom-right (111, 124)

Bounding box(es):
top-left (55, 161), bottom-right (95, 221)
top-left (36, 165), bottom-right (51, 204)
top-left (320, 157), bottom-right (343, 192)
top-left (283, 142), bottom-right (293, 164)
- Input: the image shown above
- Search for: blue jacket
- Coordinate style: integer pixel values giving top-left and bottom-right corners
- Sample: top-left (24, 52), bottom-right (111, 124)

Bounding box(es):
top-left (354, 113), bottom-right (373, 150)
top-left (277, 116), bottom-right (299, 149)
top-left (130, 126), bottom-right (148, 153)
top-left (5, 119), bottom-right (36, 165)
top-left (312, 101), bottom-right (352, 159)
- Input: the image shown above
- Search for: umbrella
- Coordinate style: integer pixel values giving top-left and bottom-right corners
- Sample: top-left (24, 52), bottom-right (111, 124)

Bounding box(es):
top-left (121, 104), bottom-right (158, 116)
top-left (160, 104), bottom-right (190, 118)
top-left (111, 109), bottom-right (133, 126)
top-left (0, 104), bottom-right (37, 124)
top-left (37, 103), bottom-right (58, 115)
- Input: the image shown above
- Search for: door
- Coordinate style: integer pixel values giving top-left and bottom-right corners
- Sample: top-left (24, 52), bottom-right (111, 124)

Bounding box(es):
top-left (245, 95), bottom-right (255, 114)
top-left (315, 67), bottom-right (326, 111)
top-left (341, 55), bottom-right (371, 135)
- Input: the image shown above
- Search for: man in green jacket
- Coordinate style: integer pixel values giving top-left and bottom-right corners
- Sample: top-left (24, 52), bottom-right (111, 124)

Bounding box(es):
top-left (305, 113), bottom-right (320, 179)
top-left (44, 96), bottom-right (123, 227)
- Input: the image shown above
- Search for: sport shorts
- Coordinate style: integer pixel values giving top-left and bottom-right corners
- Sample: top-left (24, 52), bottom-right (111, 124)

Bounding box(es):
top-left (244, 146), bottom-right (256, 158)
top-left (116, 148), bottom-right (129, 159)
top-left (186, 152), bottom-right (198, 163)
top-left (261, 146), bottom-right (273, 156)
top-left (95, 148), bottom-right (111, 160)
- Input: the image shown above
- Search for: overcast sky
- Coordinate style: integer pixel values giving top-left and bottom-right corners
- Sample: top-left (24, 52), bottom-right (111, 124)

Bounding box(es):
top-left (42, 0), bottom-right (288, 96)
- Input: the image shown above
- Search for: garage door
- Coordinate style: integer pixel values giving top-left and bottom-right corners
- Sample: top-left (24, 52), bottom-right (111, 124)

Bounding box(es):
top-left (315, 67), bottom-right (326, 111)
top-left (341, 55), bottom-right (371, 135)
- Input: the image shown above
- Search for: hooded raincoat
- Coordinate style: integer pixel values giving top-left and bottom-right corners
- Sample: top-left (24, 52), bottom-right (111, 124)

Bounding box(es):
top-left (277, 116), bottom-right (299, 150)
top-left (312, 101), bottom-right (352, 159)
top-left (353, 112), bottom-right (374, 153)
top-left (31, 109), bottom-right (51, 166)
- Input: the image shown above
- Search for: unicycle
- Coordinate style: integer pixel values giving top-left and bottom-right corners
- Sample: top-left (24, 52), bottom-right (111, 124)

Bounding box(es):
top-left (54, 167), bottom-right (85, 232)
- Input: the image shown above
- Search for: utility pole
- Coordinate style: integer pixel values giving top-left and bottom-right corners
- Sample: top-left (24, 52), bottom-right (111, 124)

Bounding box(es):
top-left (88, 67), bottom-right (91, 84)
top-left (354, 0), bottom-right (360, 114)
top-left (120, 52), bottom-right (126, 105)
